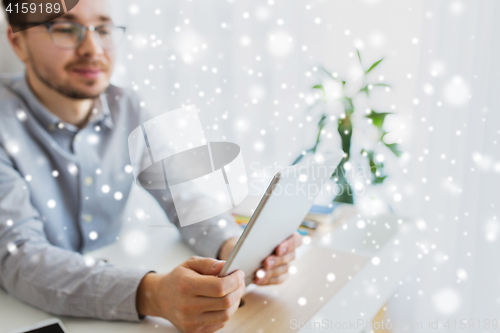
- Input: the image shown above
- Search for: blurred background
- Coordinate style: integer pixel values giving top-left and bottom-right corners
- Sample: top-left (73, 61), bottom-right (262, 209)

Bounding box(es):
top-left (1, 0), bottom-right (499, 331)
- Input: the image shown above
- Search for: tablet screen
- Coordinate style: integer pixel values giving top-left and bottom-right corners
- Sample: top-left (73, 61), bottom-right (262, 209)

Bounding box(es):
top-left (24, 323), bottom-right (65, 333)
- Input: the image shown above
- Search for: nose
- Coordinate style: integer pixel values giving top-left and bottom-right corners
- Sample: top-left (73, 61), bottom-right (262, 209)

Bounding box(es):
top-left (76, 26), bottom-right (104, 57)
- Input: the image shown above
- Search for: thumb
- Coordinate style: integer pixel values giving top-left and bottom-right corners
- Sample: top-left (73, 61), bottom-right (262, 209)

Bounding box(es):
top-left (183, 256), bottom-right (226, 276)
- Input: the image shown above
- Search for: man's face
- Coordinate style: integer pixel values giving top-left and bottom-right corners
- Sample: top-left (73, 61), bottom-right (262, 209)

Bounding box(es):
top-left (19, 0), bottom-right (116, 99)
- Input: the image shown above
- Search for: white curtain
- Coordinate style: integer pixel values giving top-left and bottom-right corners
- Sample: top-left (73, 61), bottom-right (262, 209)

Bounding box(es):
top-left (388, 1), bottom-right (500, 331)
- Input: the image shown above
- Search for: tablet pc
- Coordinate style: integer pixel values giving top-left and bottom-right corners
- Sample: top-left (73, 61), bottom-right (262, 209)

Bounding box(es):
top-left (8, 318), bottom-right (67, 333)
top-left (219, 151), bottom-right (344, 285)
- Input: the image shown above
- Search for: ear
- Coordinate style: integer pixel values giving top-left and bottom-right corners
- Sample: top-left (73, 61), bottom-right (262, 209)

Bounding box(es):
top-left (7, 25), bottom-right (30, 63)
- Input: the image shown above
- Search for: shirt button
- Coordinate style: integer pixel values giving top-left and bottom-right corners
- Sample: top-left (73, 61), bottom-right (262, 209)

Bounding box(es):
top-left (83, 176), bottom-right (94, 186)
top-left (83, 214), bottom-right (93, 223)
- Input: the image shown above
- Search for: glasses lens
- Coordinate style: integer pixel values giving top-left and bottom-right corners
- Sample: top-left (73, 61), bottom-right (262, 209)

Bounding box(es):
top-left (50, 22), bottom-right (83, 48)
top-left (96, 25), bottom-right (125, 49)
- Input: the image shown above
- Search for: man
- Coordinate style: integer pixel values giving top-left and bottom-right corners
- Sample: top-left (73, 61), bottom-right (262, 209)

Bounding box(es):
top-left (0, 0), bottom-right (302, 332)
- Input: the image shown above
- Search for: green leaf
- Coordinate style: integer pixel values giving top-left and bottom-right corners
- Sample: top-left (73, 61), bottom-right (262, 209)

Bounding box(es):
top-left (360, 85), bottom-right (370, 96)
top-left (338, 114), bottom-right (352, 158)
top-left (361, 148), bottom-right (388, 184)
top-left (356, 49), bottom-right (362, 63)
top-left (360, 83), bottom-right (391, 96)
top-left (320, 66), bottom-right (340, 82)
top-left (373, 175), bottom-right (387, 184)
top-left (366, 58), bottom-right (384, 74)
top-left (318, 113), bottom-right (327, 128)
top-left (384, 142), bottom-right (403, 158)
top-left (312, 114), bottom-right (328, 153)
top-left (291, 155), bottom-right (304, 165)
top-left (365, 110), bottom-right (392, 130)
top-left (332, 164), bottom-right (354, 204)
top-left (312, 84), bottom-right (325, 98)
top-left (292, 148), bottom-right (314, 165)
top-left (341, 97), bottom-right (354, 114)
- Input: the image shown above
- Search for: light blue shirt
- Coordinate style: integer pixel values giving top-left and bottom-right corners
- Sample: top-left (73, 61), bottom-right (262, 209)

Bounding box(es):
top-left (0, 74), bottom-right (243, 321)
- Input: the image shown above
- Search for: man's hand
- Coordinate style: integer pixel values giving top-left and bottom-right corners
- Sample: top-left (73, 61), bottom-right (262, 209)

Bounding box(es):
top-left (254, 232), bottom-right (302, 285)
top-left (218, 232), bottom-right (303, 286)
top-left (136, 257), bottom-right (245, 333)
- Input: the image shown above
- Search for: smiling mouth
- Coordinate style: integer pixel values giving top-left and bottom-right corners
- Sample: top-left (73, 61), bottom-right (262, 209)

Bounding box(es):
top-left (71, 68), bottom-right (105, 79)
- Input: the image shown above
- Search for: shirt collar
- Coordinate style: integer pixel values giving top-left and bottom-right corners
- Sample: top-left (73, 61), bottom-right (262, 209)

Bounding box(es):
top-left (88, 93), bottom-right (115, 130)
top-left (11, 75), bottom-right (114, 133)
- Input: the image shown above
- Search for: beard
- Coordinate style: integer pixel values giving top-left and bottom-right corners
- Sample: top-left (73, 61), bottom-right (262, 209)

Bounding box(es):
top-left (28, 51), bottom-right (111, 100)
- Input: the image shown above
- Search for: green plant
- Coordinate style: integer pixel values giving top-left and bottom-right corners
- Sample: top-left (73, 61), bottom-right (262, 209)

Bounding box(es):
top-left (292, 50), bottom-right (402, 204)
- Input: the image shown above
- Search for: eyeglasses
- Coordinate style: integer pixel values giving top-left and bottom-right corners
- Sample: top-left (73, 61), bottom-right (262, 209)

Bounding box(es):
top-left (23, 21), bottom-right (127, 49)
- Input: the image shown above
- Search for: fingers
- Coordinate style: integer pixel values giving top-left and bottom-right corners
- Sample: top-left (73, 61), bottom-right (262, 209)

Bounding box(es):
top-left (195, 282), bottom-right (245, 312)
top-left (255, 232), bottom-right (302, 286)
top-left (254, 263), bottom-right (289, 285)
top-left (190, 269), bottom-right (245, 298)
top-left (197, 323), bottom-right (226, 333)
top-left (266, 272), bottom-right (289, 285)
top-left (276, 232), bottom-right (303, 256)
top-left (292, 231), bottom-right (303, 247)
top-left (253, 232), bottom-right (301, 285)
top-left (263, 251), bottom-right (296, 270)
top-left (183, 256), bottom-right (226, 276)
top-left (167, 259), bottom-right (246, 333)
top-left (199, 292), bottom-right (242, 327)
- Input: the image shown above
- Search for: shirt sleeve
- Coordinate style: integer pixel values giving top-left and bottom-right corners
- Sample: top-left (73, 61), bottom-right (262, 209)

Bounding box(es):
top-left (147, 189), bottom-right (243, 259)
top-left (0, 145), bottom-right (150, 322)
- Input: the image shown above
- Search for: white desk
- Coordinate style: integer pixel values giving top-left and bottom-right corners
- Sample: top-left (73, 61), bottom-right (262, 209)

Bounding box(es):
top-left (1, 189), bottom-right (420, 333)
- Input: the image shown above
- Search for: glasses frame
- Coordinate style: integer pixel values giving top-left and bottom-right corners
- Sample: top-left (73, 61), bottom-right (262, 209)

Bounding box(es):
top-left (18, 21), bottom-right (127, 50)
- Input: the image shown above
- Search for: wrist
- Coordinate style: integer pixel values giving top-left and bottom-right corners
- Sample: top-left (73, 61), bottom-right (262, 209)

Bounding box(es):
top-left (136, 272), bottom-right (160, 317)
